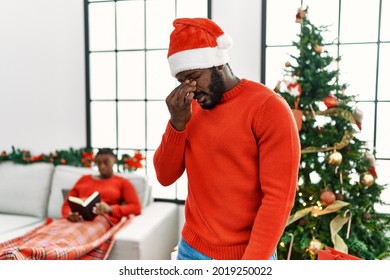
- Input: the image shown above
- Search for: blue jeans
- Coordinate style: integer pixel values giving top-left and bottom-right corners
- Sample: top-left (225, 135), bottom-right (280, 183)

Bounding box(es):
top-left (176, 238), bottom-right (278, 260)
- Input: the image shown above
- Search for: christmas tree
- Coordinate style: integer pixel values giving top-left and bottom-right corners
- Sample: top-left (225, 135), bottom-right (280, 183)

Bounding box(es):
top-left (274, 7), bottom-right (390, 260)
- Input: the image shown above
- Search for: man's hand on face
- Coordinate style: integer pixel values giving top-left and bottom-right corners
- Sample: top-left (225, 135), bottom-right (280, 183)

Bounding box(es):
top-left (166, 80), bottom-right (197, 131)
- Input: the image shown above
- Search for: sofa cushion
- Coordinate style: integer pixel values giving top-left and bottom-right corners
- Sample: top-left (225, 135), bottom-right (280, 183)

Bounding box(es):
top-left (0, 162), bottom-right (54, 218)
top-left (47, 165), bottom-right (150, 219)
top-left (118, 172), bottom-right (151, 208)
top-left (0, 214), bottom-right (43, 235)
top-left (0, 219), bottom-right (45, 243)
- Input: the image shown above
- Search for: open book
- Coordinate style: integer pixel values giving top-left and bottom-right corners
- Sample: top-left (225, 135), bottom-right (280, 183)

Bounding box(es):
top-left (68, 191), bottom-right (101, 221)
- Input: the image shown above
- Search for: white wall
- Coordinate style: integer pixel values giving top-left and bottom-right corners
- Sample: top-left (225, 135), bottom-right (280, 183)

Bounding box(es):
top-left (212, 0), bottom-right (262, 82)
top-left (0, 0), bottom-right (86, 154)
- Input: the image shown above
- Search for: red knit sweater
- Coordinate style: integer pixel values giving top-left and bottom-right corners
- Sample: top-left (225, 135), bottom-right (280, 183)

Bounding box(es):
top-left (61, 175), bottom-right (141, 224)
top-left (154, 79), bottom-right (300, 260)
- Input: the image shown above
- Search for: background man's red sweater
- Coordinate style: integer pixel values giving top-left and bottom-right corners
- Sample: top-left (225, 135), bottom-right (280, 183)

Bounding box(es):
top-left (154, 79), bottom-right (300, 259)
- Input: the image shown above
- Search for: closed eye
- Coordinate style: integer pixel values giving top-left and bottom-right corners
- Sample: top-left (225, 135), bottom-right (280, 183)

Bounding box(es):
top-left (189, 74), bottom-right (201, 80)
top-left (177, 71), bottom-right (202, 84)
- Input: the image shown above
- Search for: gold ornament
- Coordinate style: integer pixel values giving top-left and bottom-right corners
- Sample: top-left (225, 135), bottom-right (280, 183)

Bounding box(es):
top-left (328, 151), bottom-right (343, 165)
top-left (308, 239), bottom-right (323, 254)
top-left (361, 173), bottom-right (375, 187)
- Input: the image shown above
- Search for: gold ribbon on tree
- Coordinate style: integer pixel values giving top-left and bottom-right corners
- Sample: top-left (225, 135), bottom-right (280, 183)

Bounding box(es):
top-left (329, 209), bottom-right (352, 253)
top-left (301, 130), bottom-right (354, 154)
top-left (301, 107), bottom-right (356, 154)
top-left (286, 201), bottom-right (351, 253)
top-left (316, 107), bottom-right (357, 123)
top-left (286, 200), bottom-right (349, 226)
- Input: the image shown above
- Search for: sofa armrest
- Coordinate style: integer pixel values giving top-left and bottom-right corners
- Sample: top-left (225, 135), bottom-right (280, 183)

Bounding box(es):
top-left (108, 202), bottom-right (178, 260)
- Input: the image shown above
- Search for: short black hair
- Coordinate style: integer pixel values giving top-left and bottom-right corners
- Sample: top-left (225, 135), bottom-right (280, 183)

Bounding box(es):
top-left (96, 148), bottom-right (116, 158)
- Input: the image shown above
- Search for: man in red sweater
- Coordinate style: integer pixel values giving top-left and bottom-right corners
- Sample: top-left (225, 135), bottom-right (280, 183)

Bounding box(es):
top-left (154, 18), bottom-right (300, 260)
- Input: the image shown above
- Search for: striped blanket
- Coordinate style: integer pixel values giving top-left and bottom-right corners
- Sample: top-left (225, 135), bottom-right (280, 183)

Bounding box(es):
top-left (0, 215), bottom-right (131, 260)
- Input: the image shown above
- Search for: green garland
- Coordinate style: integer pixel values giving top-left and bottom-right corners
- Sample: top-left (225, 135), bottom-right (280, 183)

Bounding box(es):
top-left (0, 146), bottom-right (145, 171)
top-left (0, 146), bottom-right (94, 167)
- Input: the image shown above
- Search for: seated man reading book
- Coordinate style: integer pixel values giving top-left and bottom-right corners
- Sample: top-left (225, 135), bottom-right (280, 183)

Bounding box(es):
top-left (62, 148), bottom-right (141, 224)
top-left (0, 148), bottom-right (142, 260)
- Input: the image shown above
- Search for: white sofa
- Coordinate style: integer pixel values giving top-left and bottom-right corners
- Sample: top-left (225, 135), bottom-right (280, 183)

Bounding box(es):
top-left (0, 161), bottom-right (179, 260)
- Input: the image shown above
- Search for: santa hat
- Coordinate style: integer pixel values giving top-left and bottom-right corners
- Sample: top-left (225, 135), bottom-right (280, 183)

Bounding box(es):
top-left (167, 18), bottom-right (233, 77)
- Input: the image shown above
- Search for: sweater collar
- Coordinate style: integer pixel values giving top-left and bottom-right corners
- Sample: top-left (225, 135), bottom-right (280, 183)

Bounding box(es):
top-left (220, 78), bottom-right (248, 103)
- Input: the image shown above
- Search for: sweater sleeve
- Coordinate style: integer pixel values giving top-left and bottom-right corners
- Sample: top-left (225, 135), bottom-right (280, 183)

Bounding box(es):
top-left (110, 178), bottom-right (141, 218)
top-left (242, 94), bottom-right (300, 259)
top-left (61, 176), bottom-right (85, 218)
top-left (153, 121), bottom-right (187, 186)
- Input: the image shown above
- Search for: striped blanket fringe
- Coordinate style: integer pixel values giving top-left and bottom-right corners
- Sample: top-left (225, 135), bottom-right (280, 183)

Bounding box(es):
top-left (0, 215), bottom-right (132, 260)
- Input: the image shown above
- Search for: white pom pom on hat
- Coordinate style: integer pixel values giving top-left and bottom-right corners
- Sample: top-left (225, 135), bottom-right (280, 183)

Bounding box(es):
top-left (167, 17), bottom-right (233, 77)
top-left (216, 33), bottom-right (233, 49)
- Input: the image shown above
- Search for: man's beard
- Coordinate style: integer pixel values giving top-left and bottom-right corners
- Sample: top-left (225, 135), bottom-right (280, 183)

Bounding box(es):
top-left (197, 67), bottom-right (226, 109)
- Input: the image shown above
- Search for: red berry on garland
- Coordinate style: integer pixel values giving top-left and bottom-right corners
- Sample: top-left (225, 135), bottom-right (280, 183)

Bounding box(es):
top-left (323, 94), bottom-right (338, 108)
top-left (320, 189), bottom-right (336, 206)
